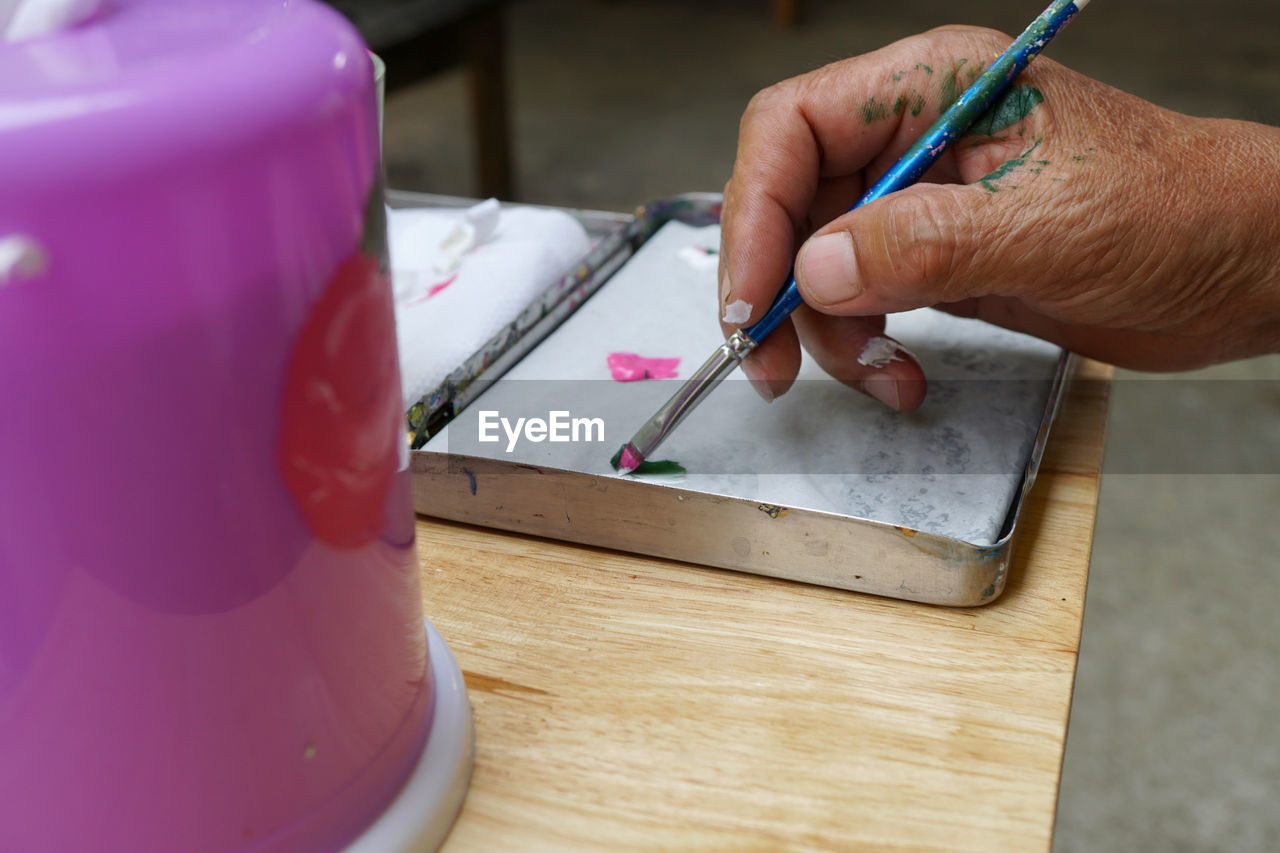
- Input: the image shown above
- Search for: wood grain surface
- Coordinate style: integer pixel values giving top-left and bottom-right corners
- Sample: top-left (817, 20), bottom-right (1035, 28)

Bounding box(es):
top-left (418, 358), bottom-right (1113, 852)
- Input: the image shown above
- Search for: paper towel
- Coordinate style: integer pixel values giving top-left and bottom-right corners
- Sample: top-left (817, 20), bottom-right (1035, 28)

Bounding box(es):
top-left (389, 199), bottom-right (591, 408)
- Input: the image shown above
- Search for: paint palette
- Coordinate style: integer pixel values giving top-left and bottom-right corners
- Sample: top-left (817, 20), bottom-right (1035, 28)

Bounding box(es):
top-left (408, 193), bottom-right (1069, 606)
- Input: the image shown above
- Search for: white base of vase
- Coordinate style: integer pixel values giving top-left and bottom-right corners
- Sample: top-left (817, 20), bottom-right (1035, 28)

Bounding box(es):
top-left (343, 619), bottom-right (473, 852)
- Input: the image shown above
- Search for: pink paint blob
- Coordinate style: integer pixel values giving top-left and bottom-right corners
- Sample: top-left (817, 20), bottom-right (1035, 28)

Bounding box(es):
top-left (607, 351), bottom-right (680, 382)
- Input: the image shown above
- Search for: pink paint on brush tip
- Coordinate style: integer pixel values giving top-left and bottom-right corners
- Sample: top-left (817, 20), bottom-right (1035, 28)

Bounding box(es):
top-left (620, 445), bottom-right (643, 472)
top-left (607, 352), bottom-right (680, 382)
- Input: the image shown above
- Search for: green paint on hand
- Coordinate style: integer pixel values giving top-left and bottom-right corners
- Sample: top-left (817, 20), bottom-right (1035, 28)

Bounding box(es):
top-left (966, 85), bottom-right (1045, 137)
top-left (980, 138), bottom-right (1043, 193)
top-left (860, 96), bottom-right (890, 123)
top-left (609, 447), bottom-right (687, 477)
top-left (892, 63), bottom-right (933, 82)
top-left (938, 59), bottom-right (969, 113)
top-left (862, 89), bottom-right (926, 124)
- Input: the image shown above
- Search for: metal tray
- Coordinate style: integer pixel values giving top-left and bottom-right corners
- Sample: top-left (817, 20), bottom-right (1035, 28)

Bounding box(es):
top-left (398, 190), bottom-right (1071, 606)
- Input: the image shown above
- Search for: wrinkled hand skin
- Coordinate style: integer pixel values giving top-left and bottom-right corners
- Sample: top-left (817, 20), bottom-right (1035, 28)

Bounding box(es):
top-left (718, 26), bottom-right (1280, 408)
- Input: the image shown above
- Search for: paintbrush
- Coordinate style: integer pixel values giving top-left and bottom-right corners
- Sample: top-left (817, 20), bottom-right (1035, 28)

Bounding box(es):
top-left (613, 0), bottom-right (1091, 474)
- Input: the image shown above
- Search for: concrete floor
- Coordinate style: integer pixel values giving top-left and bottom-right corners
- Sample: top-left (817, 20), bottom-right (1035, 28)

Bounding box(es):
top-left (381, 1), bottom-right (1280, 848)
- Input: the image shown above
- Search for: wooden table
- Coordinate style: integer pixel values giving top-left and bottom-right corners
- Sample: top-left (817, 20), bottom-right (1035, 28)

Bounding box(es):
top-left (419, 358), bottom-right (1113, 851)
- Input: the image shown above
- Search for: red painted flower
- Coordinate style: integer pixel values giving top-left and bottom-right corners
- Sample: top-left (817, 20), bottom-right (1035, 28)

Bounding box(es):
top-left (278, 250), bottom-right (403, 549)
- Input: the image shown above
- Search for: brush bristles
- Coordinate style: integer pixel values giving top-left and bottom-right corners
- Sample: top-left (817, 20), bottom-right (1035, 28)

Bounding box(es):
top-left (611, 443), bottom-right (643, 474)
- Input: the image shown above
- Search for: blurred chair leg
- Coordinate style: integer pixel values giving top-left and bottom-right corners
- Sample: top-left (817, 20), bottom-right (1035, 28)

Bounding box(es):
top-left (771, 0), bottom-right (800, 27)
top-left (464, 6), bottom-right (514, 199)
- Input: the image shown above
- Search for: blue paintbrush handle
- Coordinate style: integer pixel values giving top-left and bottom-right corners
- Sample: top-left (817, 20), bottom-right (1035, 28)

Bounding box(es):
top-left (741, 0), bottom-right (1089, 344)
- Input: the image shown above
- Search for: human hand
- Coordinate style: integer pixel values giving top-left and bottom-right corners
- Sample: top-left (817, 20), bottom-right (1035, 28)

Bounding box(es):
top-left (718, 26), bottom-right (1280, 408)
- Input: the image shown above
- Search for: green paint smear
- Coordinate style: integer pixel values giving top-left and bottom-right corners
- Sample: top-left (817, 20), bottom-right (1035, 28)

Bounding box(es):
top-left (864, 89), bottom-right (927, 124)
top-left (938, 59), bottom-right (990, 114)
top-left (627, 459), bottom-right (685, 476)
top-left (980, 138), bottom-right (1043, 193)
top-left (860, 96), bottom-right (890, 123)
top-left (867, 91), bottom-right (925, 123)
top-left (888, 90), bottom-right (926, 117)
top-left (966, 85), bottom-right (1044, 138)
top-left (938, 58), bottom-right (969, 113)
top-left (609, 447), bottom-right (686, 477)
top-left (892, 63), bottom-right (933, 82)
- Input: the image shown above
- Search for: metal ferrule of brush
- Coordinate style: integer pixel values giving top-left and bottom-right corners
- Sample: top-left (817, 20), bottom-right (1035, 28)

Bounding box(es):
top-left (630, 329), bottom-right (758, 459)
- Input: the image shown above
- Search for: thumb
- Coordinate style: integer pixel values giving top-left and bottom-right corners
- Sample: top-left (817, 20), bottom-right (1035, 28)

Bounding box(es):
top-left (794, 182), bottom-right (1030, 317)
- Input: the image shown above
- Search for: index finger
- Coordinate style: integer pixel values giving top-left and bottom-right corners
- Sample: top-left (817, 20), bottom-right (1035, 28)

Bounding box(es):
top-left (718, 27), bottom-right (1009, 340)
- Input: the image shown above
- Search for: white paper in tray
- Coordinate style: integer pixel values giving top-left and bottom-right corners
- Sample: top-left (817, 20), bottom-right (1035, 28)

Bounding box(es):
top-left (427, 221), bottom-right (1063, 545)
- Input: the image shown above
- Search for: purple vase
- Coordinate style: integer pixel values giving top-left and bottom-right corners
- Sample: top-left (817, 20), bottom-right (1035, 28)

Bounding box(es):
top-left (0, 2), bottom-right (434, 849)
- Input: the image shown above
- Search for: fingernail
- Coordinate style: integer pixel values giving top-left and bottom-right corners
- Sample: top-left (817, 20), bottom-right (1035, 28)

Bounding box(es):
top-left (798, 232), bottom-right (859, 307)
top-left (718, 256), bottom-right (732, 307)
top-left (862, 375), bottom-right (900, 410)
top-left (739, 358), bottom-right (774, 403)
